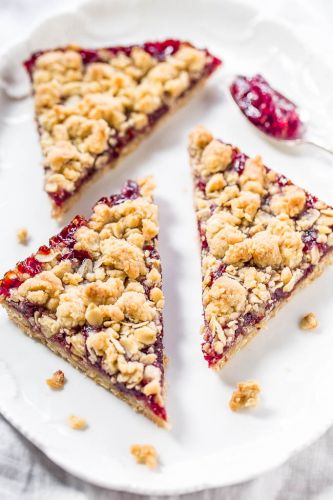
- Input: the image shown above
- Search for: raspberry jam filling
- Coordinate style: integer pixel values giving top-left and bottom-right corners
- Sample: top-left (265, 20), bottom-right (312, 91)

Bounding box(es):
top-left (0, 216), bottom-right (88, 297)
top-left (24, 40), bottom-right (183, 74)
top-left (0, 272), bottom-right (22, 298)
top-left (79, 40), bottom-right (182, 64)
top-left (231, 152), bottom-right (246, 175)
top-left (17, 257), bottom-right (43, 277)
top-left (24, 40), bottom-right (221, 76)
top-left (207, 263), bottom-right (226, 288)
top-left (97, 180), bottom-right (140, 207)
top-left (49, 215), bottom-right (87, 248)
top-left (230, 74), bottom-right (303, 140)
top-left (203, 310), bottom-right (266, 367)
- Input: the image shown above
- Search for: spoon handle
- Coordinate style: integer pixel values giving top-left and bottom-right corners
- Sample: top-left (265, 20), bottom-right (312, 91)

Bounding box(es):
top-left (302, 138), bottom-right (333, 156)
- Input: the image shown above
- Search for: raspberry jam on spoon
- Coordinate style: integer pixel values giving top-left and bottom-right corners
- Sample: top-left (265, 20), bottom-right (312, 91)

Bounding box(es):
top-left (230, 74), bottom-right (303, 140)
top-left (229, 74), bottom-right (333, 155)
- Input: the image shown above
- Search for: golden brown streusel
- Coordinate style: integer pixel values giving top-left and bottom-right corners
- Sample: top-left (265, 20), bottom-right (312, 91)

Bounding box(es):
top-left (46, 369), bottom-right (66, 390)
top-left (17, 228), bottom-right (29, 245)
top-left (30, 44), bottom-right (214, 204)
top-left (300, 312), bottom-right (318, 330)
top-left (130, 444), bottom-right (158, 469)
top-left (229, 381), bottom-right (261, 411)
top-left (67, 415), bottom-right (87, 430)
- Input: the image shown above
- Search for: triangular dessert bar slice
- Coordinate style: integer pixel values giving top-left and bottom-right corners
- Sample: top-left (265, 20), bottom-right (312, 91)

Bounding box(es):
top-left (0, 177), bottom-right (168, 426)
top-left (24, 40), bottom-right (221, 218)
top-left (189, 126), bottom-right (333, 369)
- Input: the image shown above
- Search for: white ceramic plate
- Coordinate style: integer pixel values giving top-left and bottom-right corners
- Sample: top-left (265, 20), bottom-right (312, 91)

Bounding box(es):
top-left (1, 0), bottom-right (333, 494)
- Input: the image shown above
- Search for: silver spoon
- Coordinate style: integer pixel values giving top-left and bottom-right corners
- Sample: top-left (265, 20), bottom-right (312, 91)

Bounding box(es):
top-left (256, 109), bottom-right (333, 156)
top-left (281, 117), bottom-right (333, 156)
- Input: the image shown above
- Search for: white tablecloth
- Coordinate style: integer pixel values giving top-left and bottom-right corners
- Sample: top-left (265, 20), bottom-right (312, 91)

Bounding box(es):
top-left (0, 0), bottom-right (333, 498)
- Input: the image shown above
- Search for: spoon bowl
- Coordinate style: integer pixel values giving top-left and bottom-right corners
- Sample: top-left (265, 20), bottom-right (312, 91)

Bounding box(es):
top-left (229, 73), bottom-right (333, 156)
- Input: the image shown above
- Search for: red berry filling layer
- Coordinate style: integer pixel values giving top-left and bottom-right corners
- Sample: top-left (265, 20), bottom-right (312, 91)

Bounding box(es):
top-left (230, 74), bottom-right (303, 140)
top-left (24, 40), bottom-right (221, 76)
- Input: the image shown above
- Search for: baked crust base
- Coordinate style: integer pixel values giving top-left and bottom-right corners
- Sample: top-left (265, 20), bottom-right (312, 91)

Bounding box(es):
top-left (2, 302), bottom-right (168, 428)
top-left (212, 251), bottom-right (333, 371)
top-left (52, 75), bottom-right (211, 219)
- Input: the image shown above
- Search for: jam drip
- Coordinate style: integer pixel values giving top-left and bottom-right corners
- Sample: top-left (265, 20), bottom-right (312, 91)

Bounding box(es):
top-left (230, 74), bottom-right (303, 140)
top-left (198, 221), bottom-right (208, 251)
top-left (49, 188), bottom-right (71, 208)
top-left (206, 263), bottom-right (226, 288)
top-left (50, 215), bottom-right (90, 263)
top-left (17, 257), bottom-right (43, 277)
top-left (231, 152), bottom-right (247, 175)
top-left (97, 180), bottom-right (140, 207)
top-left (0, 272), bottom-right (22, 297)
top-left (0, 215), bottom-right (88, 297)
top-left (146, 395), bottom-right (167, 421)
top-left (49, 215), bottom-right (87, 248)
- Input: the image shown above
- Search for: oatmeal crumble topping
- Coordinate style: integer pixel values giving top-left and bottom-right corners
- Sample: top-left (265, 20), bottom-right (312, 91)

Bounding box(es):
top-left (130, 444), bottom-right (158, 469)
top-left (189, 125), bottom-right (333, 368)
top-left (300, 312), bottom-right (318, 330)
top-left (229, 381), bottom-right (261, 411)
top-left (17, 228), bottom-right (29, 245)
top-left (46, 369), bottom-right (66, 389)
top-left (0, 177), bottom-right (167, 423)
top-left (67, 415), bottom-right (87, 430)
top-left (25, 42), bottom-right (220, 210)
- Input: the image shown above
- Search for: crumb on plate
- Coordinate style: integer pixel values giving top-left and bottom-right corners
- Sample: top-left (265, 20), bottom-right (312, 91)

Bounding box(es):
top-left (67, 415), bottom-right (87, 430)
top-left (300, 312), bottom-right (318, 330)
top-left (17, 228), bottom-right (29, 245)
top-left (46, 369), bottom-right (65, 390)
top-left (130, 444), bottom-right (158, 469)
top-left (229, 381), bottom-right (261, 411)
